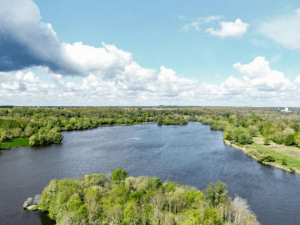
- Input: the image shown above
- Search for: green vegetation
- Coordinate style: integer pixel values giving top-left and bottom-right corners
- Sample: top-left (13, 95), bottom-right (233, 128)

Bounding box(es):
top-left (1, 138), bottom-right (30, 148)
top-left (2, 106), bottom-right (300, 174)
top-left (0, 107), bottom-right (189, 148)
top-left (32, 169), bottom-right (259, 225)
top-left (245, 143), bottom-right (300, 172)
top-left (194, 107), bottom-right (300, 173)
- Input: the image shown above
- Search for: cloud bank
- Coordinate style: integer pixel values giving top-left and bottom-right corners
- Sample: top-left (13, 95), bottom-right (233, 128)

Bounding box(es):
top-left (1, 56), bottom-right (300, 106)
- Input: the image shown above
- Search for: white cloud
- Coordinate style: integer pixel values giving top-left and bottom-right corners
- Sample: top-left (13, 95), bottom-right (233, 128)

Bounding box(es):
top-left (0, 0), bottom-right (299, 106)
top-left (1, 56), bottom-right (300, 106)
top-left (260, 8), bottom-right (300, 49)
top-left (179, 15), bottom-right (223, 32)
top-left (205, 19), bottom-right (249, 37)
top-left (61, 42), bottom-right (133, 76)
top-left (233, 56), bottom-right (293, 91)
top-left (0, 70), bottom-right (55, 93)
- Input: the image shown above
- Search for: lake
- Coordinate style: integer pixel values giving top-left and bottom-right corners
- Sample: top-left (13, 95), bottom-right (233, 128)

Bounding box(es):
top-left (0, 122), bottom-right (299, 225)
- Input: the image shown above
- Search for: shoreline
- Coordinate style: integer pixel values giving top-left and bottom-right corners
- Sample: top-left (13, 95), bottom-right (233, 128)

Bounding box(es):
top-left (223, 139), bottom-right (300, 175)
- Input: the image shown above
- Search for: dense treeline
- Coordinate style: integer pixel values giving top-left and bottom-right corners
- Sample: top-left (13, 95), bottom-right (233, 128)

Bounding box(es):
top-left (196, 108), bottom-right (300, 169)
top-left (30, 169), bottom-right (259, 225)
top-left (0, 107), bottom-right (190, 147)
top-left (198, 110), bottom-right (300, 147)
top-left (1, 106), bottom-right (300, 149)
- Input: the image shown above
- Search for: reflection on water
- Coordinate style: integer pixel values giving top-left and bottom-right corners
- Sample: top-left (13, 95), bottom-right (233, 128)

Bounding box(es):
top-left (0, 122), bottom-right (300, 225)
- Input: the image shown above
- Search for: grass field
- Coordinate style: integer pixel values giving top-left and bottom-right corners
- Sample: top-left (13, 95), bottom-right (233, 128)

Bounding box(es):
top-left (246, 140), bottom-right (300, 172)
top-left (1, 138), bottom-right (30, 148)
top-left (253, 137), bottom-right (300, 160)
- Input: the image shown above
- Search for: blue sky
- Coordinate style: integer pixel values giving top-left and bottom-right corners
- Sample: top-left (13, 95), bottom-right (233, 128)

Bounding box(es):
top-left (1, 0), bottom-right (300, 106)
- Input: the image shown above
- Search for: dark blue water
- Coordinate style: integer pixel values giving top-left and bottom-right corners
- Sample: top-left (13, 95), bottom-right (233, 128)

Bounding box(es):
top-left (0, 122), bottom-right (299, 225)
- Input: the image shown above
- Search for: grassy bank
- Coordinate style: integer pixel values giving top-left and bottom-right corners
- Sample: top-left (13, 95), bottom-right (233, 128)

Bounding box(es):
top-left (224, 138), bottom-right (300, 174)
top-left (1, 138), bottom-right (30, 149)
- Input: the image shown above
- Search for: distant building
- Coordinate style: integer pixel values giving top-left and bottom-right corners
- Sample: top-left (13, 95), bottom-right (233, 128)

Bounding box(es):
top-left (281, 107), bottom-right (290, 113)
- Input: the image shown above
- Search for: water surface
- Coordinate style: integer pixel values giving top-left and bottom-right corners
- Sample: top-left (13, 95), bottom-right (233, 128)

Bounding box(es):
top-left (0, 122), bottom-right (299, 225)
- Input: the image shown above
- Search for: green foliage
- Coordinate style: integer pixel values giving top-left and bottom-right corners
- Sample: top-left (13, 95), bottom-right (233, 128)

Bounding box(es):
top-left (1, 138), bottom-right (29, 148)
top-left (282, 158), bottom-right (287, 165)
top-left (36, 170), bottom-right (258, 225)
top-left (264, 136), bottom-right (271, 145)
top-left (166, 182), bottom-right (176, 193)
top-left (289, 167), bottom-right (296, 173)
top-left (284, 133), bottom-right (296, 146)
top-left (183, 210), bottom-right (203, 225)
top-left (258, 154), bottom-right (276, 163)
top-left (112, 168), bottom-right (128, 184)
top-left (152, 177), bottom-right (163, 189)
top-left (272, 132), bottom-right (285, 144)
top-left (129, 191), bottom-right (143, 203)
top-left (291, 123), bottom-right (300, 132)
top-left (205, 181), bottom-right (228, 207)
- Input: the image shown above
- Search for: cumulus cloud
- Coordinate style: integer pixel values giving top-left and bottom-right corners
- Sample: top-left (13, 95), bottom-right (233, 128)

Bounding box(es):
top-left (260, 8), bottom-right (300, 49)
top-left (1, 56), bottom-right (300, 106)
top-left (0, 0), bottom-right (68, 73)
top-left (0, 0), bottom-right (136, 76)
top-left (205, 19), bottom-right (249, 37)
top-left (0, 70), bottom-right (55, 94)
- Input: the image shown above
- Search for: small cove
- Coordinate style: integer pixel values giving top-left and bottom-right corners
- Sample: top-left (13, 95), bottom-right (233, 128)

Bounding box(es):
top-left (0, 122), bottom-right (300, 225)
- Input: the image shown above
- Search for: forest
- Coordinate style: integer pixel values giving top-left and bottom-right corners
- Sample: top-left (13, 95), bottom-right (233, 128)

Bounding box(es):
top-left (24, 169), bottom-right (259, 225)
top-left (0, 107), bottom-right (189, 147)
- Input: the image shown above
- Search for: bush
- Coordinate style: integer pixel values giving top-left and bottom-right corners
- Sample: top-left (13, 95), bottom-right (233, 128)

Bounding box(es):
top-left (264, 136), bottom-right (270, 145)
top-left (272, 132), bottom-right (285, 144)
top-left (249, 125), bottom-right (258, 137)
top-left (238, 133), bottom-right (251, 145)
top-left (223, 132), bottom-right (233, 141)
top-left (258, 155), bottom-right (276, 163)
top-left (284, 133), bottom-right (296, 146)
top-left (282, 158), bottom-right (287, 165)
top-left (289, 167), bottom-right (295, 173)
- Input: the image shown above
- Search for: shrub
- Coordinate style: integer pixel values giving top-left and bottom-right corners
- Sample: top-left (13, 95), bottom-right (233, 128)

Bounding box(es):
top-left (264, 136), bottom-right (270, 145)
top-left (223, 132), bottom-right (233, 141)
top-left (258, 155), bottom-right (276, 163)
top-left (249, 125), bottom-right (259, 137)
top-left (284, 133), bottom-right (296, 146)
top-left (289, 167), bottom-right (295, 173)
top-left (272, 132), bottom-right (285, 144)
top-left (238, 133), bottom-right (251, 145)
top-left (282, 158), bottom-right (287, 165)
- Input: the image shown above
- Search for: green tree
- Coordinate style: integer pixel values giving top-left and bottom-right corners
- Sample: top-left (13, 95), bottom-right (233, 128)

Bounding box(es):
top-left (112, 169), bottom-right (128, 184)
top-left (205, 181), bottom-right (228, 207)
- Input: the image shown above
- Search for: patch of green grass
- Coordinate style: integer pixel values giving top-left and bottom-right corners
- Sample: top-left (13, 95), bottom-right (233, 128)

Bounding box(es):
top-left (1, 138), bottom-right (30, 148)
top-left (247, 143), bottom-right (300, 171)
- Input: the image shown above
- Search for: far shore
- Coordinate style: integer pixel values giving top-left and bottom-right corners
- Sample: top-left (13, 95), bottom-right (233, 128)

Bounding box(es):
top-left (223, 139), bottom-right (300, 175)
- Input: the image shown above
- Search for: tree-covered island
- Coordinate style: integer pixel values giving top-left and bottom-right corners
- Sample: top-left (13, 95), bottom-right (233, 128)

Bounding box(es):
top-left (24, 169), bottom-right (259, 225)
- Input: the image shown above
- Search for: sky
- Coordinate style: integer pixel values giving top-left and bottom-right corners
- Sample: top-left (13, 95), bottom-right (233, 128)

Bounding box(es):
top-left (1, 0), bottom-right (300, 106)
